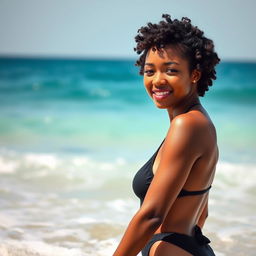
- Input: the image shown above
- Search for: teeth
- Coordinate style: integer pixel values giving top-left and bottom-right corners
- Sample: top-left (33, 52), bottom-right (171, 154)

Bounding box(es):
top-left (154, 91), bottom-right (170, 96)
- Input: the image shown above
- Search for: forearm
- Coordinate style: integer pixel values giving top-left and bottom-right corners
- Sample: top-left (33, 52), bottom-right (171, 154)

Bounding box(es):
top-left (113, 210), bottom-right (161, 256)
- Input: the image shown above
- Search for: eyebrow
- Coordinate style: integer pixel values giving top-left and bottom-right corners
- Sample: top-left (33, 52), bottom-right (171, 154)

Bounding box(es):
top-left (145, 61), bottom-right (179, 66)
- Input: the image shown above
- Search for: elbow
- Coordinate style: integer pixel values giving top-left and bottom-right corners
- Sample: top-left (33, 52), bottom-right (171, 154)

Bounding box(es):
top-left (138, 208), bottom-right (164, 231)
top-left (146, 216), bottom-right (163, 231)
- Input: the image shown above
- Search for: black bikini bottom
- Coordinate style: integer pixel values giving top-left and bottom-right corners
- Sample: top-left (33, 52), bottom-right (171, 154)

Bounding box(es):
top-left (142, 225), bottom-right (215, 256)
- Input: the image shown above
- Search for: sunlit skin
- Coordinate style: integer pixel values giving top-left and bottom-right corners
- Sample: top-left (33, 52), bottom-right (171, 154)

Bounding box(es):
top-left (143, 45), bottom-right (201, 121)
top-left (113, 45), bottom-right (218, 256)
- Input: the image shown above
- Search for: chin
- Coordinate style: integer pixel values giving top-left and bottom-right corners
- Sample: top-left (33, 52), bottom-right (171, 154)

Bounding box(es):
top-left (154, 102), bottom-right (168, 109)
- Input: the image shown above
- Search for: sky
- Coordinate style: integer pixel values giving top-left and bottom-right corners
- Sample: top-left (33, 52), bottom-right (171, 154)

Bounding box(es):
top-left (0, 0), bottom-right (255, 61)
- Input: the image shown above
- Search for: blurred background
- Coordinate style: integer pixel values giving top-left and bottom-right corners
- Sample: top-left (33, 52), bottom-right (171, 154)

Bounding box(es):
top-left (0, 0), bottom-right (255, 255)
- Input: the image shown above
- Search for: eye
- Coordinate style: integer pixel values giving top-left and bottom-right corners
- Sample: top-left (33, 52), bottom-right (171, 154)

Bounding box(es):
top-left (144, 69), bottom-right (154, 76)
top-left (166, 68), bottom-right (178, 74)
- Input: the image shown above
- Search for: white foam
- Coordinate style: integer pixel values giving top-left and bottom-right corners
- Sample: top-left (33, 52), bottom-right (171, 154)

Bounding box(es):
top-left (214, 161), bottom-right (256, 195)
top-left (43, 228), bottom-right (89, 243)
top-left (106, 199), bottom-right (134, 213)
top-left (0, 213), bottom-right (18, 228)
top-left (94, 238), bottom-right (118, 256)
top-left (0, 150), bottom-right (130, 191)
top-left (215, 252), bottom-right (226, 256)
top-left (0, 156), bottom-right (18, 174)
top-left (75, 217), bottom-right (98, 224)
top-left (0, 240), bottom-right (84, 256)
top-left (24, 153), bottom-right (60, 170)
top-left (72, 157), bottom-right (91, 166)
top-left (0, 151), bottom-right (254, 256)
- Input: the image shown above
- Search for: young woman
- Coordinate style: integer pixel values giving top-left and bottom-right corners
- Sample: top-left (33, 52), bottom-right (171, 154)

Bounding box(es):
top-left (113, 14), bottom-right (220, 256)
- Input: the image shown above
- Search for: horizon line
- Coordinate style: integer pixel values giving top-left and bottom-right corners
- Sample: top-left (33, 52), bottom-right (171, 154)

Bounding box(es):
top-left (0, 53), bottom-right (256, 63)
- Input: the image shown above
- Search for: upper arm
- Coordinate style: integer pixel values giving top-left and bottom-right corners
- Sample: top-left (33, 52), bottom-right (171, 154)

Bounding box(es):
top-left (139, 115), bottom-right (204, 220)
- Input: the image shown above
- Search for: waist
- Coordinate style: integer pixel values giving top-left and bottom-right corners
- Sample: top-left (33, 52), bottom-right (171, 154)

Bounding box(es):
top-left (155, 222), bottom-right (196, 236)
top-left (153, 225), bottom-right (211, 245)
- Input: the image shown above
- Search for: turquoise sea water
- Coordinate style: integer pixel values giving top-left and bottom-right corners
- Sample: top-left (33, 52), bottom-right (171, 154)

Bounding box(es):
top-left (0, 57), bottom-right (255, 255)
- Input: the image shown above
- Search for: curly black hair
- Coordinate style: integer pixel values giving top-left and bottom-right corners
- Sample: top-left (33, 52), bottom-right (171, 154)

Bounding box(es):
top-left (134, 14), bottom-right (220, 96)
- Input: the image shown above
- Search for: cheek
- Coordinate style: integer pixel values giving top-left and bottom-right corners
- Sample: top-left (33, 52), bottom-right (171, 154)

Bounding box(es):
top-left (143, 75), bottom-right (149, 84)
top-left (143, 77), bottom-right (152, 92)
top-left (172, 78), bottom-right (192, 95)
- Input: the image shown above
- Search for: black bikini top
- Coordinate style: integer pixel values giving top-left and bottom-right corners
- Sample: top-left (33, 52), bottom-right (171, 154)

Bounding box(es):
top-left (132, 139), bottom-right (211, 205)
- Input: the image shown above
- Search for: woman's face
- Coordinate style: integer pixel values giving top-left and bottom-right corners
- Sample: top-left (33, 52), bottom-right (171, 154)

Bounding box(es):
top-left (143, 45), bottom-right (199, 109)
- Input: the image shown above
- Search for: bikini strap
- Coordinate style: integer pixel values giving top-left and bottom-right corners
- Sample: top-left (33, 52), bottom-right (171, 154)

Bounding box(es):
top-left (178, 186), bottom-right (212, 197)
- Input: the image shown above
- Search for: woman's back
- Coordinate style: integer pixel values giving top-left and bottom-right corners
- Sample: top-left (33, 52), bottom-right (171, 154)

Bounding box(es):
top-left (153, 107), bottom-right (218, 235)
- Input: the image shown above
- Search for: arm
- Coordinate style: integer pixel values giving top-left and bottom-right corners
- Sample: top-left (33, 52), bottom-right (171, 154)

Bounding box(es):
top-left (113, 116), bottom-right (204, 256)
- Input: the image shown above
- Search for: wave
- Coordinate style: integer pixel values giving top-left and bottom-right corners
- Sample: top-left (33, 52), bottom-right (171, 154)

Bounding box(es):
top-left (0, 147), bottom-right (255, 256)
top-left (1, 148), bottom-right (255, 194)
top-left (1, 58), bottom-right (256, 104)
top-left (0, 240), bottom-right (85, 256)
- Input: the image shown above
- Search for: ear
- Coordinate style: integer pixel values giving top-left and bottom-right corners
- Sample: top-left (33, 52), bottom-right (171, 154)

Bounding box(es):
top-left (191, 69), bottom-right (201, 84)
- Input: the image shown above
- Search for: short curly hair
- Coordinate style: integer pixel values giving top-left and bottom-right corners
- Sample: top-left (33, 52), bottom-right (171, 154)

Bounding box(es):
top-left (134, 14), bottom-right (220, 96)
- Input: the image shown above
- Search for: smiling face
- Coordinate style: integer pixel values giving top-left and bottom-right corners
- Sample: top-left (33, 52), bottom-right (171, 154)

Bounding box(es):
top-left (143, 45), bottom-right (200, 110)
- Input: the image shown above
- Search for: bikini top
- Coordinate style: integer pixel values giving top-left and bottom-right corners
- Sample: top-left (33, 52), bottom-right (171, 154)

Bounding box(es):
top-left (132, 139), bottom-right (211, 205)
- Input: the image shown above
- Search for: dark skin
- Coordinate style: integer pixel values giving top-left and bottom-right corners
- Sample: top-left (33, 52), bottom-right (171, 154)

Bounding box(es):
top-left (113, 45), bottom-right (218, 256)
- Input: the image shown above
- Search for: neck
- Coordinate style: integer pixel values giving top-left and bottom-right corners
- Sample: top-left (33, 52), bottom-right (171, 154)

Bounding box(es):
top-left (167, 97), bottom-right (201, 122)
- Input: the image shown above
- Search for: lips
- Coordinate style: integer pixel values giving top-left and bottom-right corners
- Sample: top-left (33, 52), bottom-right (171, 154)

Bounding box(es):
top-left (152, 90), bottom-right (172, 100)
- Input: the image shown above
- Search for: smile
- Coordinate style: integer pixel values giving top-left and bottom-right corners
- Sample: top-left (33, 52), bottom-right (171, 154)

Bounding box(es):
top-left (152, 90), bottom-right (172, 100)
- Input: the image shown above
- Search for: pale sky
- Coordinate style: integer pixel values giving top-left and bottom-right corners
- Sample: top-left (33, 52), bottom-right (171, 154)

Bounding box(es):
top-left (0, 0), bottom-right (255, 60)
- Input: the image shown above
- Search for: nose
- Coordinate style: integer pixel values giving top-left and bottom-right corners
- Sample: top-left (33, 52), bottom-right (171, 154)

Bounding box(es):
top-left (153, 72), bottom-right (167, 86)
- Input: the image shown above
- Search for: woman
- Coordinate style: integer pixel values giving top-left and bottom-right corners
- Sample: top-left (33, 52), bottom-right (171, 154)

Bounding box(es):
top-left (113, 14), bottom-right (220, 256)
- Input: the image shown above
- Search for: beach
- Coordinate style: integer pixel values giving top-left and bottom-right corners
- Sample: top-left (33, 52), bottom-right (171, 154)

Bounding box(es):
top-left (0, 57), bottom-right (255, 256)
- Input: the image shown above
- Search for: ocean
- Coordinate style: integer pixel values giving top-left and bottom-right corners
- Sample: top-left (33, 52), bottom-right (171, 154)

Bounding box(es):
top-left (0, 57), bottom-right (255, 256)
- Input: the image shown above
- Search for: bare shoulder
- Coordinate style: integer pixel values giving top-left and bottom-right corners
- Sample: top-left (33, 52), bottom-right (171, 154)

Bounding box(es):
top-left (171, 110), bottom-right (212, 135)
top-left (165, 110), bottom-right (216, 156)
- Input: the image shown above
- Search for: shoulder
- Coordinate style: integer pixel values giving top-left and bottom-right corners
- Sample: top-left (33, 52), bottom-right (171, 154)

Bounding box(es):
top-left (171, 111), bottom-right (210, 136)
top-left (164, 111), bottom-right (211, 155)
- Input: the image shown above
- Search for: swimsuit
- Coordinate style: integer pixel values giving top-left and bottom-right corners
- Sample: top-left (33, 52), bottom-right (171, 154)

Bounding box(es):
top-left (132, 140), bottom-right (215, 256)
top-left (141, 225), bottom-right (215, 256)
top-left (132, 139), bottom-right (212, 206)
